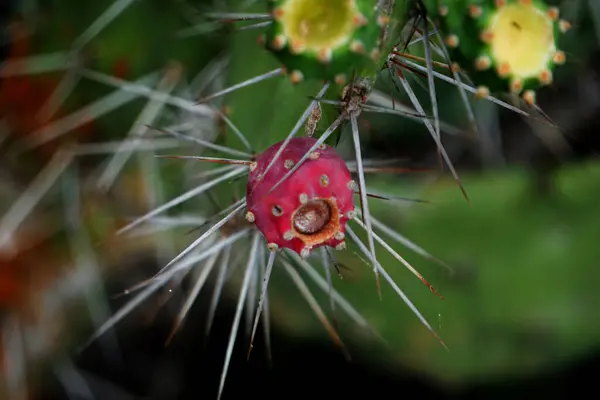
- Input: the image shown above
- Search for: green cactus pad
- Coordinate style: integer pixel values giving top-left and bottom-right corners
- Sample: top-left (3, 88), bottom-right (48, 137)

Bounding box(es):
top-left (263, 0), bottom-right (386, 84)
top-left (422, 0), bottom-right (571, 104)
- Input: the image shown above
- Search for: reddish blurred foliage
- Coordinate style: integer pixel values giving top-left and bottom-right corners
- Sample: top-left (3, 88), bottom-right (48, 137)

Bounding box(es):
top-left (0, 217), bottom-right (62, 313)
top-left (0, 21), bottom-right (95, 158)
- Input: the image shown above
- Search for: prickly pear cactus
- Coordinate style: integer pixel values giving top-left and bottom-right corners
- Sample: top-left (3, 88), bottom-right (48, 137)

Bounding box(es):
top-left (4, 0), bottom-right (600, 398)
top-left (245, 137), bottom-right (355, 257)
top-left (422, 0), bottom-right (571, 103)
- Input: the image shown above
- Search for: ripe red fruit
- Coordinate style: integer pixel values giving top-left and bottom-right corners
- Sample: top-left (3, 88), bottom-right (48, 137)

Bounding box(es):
top-left (246, 137), bottom-right (356, 257)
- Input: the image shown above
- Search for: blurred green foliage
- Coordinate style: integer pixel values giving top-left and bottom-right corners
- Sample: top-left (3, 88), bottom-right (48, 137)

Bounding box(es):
top-left (267, 162), bottom-right (600, 383)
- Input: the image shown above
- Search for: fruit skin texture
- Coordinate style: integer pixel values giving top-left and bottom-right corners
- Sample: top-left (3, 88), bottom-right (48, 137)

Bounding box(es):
top-left (420, 0), bottom-right (568, 100)
top-left (246, 137), bottom-right (355, 256)
top-left (264, 0), bottom-right (384, 83)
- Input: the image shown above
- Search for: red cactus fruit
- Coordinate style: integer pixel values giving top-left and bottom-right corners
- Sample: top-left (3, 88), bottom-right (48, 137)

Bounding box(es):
top-left (246, 137), bottom-right (356, 257)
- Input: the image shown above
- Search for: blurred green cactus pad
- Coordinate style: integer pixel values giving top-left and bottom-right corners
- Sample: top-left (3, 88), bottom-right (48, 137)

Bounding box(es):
top-left (423, 0), bottom-right (571, 104)
top-left (262, 0), bottom-right (386, 84)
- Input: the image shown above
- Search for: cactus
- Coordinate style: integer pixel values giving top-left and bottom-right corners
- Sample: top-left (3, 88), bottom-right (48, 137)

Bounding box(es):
top-left (419, 0), bottom-right (571, 103)
top-left (1, 0), bottom-right (599, 399)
